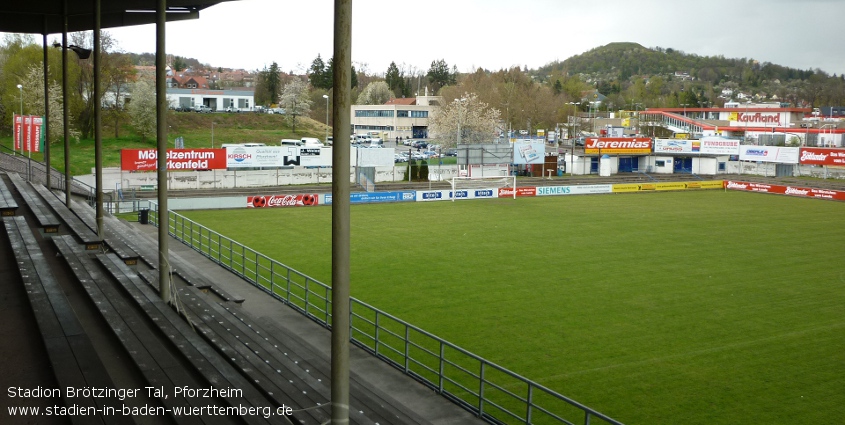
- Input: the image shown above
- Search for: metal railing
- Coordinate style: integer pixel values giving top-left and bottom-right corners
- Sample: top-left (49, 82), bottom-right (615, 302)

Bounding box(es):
top-left (146, 203), bottom-right (624, 425)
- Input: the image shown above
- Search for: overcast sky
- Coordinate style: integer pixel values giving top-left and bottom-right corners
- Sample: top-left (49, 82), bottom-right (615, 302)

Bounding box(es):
top-left (68, 0), bottom-right (845, 76)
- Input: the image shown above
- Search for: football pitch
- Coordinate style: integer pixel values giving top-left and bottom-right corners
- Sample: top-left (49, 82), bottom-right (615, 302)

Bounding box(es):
top-left (180, 190), bottom-right (845, 424)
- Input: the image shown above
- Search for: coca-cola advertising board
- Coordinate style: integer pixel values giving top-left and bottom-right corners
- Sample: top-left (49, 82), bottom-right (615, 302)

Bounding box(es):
top-left (798, 148), bottom-right (845, 166)
top-left (121, 149), bottom-right (227, 171)
top-left (246, 194), bottom-right (320, 208)
top-left (725, 180), bottom-right (845, 201)
top-left (584, 137), bottom-right (652, 154)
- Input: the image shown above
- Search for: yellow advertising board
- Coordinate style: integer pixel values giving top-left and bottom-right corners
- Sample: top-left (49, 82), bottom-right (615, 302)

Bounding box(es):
top-left (612, 180), bottom-right (725, 193)
top-left (728, 112), bottom-right (738, 122)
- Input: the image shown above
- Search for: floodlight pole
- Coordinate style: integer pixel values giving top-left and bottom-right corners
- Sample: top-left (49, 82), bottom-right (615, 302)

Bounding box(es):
top-left (156, 0), bottom-right (171, 303)
top-left (17, 84), bottom-right (23, 156)
top-left (330, 0), bottom-right (352, 423)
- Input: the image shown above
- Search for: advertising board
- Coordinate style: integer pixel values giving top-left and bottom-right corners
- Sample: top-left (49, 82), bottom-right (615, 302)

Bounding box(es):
top-left (700, 137), bottom-right (740, 155)
top-left (498, 187), bottom-right (536, 197)
top-left (654, 139), bottom-right (694, 154)
top-left (612, 181), bottom-right (725, 193)
top-left (738, 146), bottom-right (799, 164)
top-left (725, 180), bottom-right (845, 201)
top-left (324, 191), bottom-right (416, 205)
top-left (120, 149), bottom-right (227, 171)
top-left (798, 148), bottom-right (845, 166)
top-left (227, 146), bottom-right (286, 168)
top-left (536, 184), bottom-right (613, 196)
top-left (416, 188), bottom-right (506, 201)
top-left (585, 137), bottom-right (652, 155)
top-left (246, 194), bottom-right (319, 208)
top-left (512, 141), bottom-right (545, 164)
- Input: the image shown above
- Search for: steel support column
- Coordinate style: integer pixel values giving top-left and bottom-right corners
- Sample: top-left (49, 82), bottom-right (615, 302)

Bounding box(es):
top-left (331, 0), bottom-right (352, 423)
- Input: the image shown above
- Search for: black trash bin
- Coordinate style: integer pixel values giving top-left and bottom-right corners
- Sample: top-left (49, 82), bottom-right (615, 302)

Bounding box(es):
top-left (138, 208), bottom-right (149, 225)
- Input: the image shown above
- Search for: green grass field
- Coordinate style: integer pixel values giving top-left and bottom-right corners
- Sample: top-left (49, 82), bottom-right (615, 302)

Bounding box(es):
top-left (181, 191), bottom-right (845, 424)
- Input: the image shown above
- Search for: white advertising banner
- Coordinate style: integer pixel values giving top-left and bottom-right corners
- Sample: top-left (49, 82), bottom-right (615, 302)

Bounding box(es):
top-left (226, 146), bottom-right (287, 168)
top-left (654, 139), bottom-right (694, 154)
top-left (513, 141), bottom-right (545, 164)
top-left (536, 184), bottom-right (613, 196)
top-left (357, 147), bottom-right (395, 167)
top-left (739, 145), bottom-right (799, 164)
top-left (416, 188), bottom-right (499, 202)
top-left (224, 146), bottom-right (397, 168)
top-left (700, 137), bottom-right (740, 155)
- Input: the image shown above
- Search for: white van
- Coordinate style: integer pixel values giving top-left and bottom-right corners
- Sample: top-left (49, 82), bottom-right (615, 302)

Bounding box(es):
top-left (280, 139), bottom-right (303, 147)
top-left (300, 137), bottom-right (325, 147)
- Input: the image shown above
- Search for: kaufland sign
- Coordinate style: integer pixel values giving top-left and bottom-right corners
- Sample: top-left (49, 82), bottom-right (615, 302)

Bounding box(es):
top-left (730, 112), bottom-right (783, 127)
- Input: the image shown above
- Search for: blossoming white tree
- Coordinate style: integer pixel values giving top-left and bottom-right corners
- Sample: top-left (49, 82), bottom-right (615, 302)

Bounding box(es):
top-left (279, 77), bottom-right (312, 133)
top-left (429, 92), bottom-right (500, 147)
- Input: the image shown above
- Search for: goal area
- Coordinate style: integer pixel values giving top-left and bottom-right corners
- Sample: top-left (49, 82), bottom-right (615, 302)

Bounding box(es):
top-left (450, 175), bottom-right (517, 200)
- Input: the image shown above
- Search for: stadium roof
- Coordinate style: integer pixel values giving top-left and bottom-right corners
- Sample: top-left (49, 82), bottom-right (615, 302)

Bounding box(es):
top-left (0, 1), bottom-right (236, 34)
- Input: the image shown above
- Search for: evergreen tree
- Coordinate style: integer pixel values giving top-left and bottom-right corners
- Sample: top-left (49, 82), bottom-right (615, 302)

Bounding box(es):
top-left (309, 54), bottom-right (328, 89)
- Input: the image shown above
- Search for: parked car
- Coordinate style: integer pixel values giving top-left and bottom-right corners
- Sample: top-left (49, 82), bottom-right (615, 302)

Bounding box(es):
top-left (403, 139), bottom-right (414, 146)
top-left (412, 141), bottom-right (428, 149)
top-left (423, 150), bottom-right (438, 158)
top-left (410, 151), bottom-right (426, 161)
top-left (394, 153), bottom-right (408, 163)
top-left (444, 148), bottom-right (458, 157)
top-left (194, 104), bottom-right (212, 113)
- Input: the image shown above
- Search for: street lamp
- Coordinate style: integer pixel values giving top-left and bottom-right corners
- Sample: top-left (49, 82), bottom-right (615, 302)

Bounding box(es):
top-left (322, 94), bottom-right (330, 144)
top-left (17, 84), bottom-right (23, 155)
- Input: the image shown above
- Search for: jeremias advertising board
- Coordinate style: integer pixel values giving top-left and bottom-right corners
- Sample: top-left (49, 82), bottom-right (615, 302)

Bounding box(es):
top-left (798, 148), bottom-right (845, 166)
top-left (585, 137), bottom-right (652, 155)
top-left (120, 149), bottom-right (227, 171)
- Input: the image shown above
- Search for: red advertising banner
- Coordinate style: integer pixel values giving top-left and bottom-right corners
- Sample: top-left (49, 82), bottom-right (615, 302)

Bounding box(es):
top-left (725, 180), bottom-right (845, 201)
top-left (498, 187), bottom-right (537, 197)
top-left (246, 194), bottom-right (320, 208)
top-left (585, 137), bottom-right (652, 154)
top-left (13, 114), bottom-right (44, 153)
top-left (799, 148), bottom-right (845, 166)
top-left (120, 149), bottom-right (227, 171)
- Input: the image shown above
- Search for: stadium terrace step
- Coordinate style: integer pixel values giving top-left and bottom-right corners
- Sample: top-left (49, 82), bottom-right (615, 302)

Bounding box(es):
top-left (135, 269), bottom-right (430, 425)
top-left (3, 216), bottom-right (131, 425)
top-left (52, 235), bottom-right (258, 425)
top-left (94, 253), bottom-right (288, 425)
top-left (0, 173), bottom-right (19, 216)
top-left (29, 183), bottom-right (101, 249)
top-left (119, 220), bottom-right (245, 303)
top-left (68, 199), bottom-right (139, 265)
top-left (7, 173), bottom-right (61, 233)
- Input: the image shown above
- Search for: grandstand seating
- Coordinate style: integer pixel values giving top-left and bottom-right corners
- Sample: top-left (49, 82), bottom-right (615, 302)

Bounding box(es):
top-left (1, 173), bottom-right (442, 425)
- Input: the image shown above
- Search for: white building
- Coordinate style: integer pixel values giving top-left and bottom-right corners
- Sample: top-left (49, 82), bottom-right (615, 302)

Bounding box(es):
top-left (351, 95), bottom-right (441, 140)
top-left (166, 88), bottom-right (256, 112)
